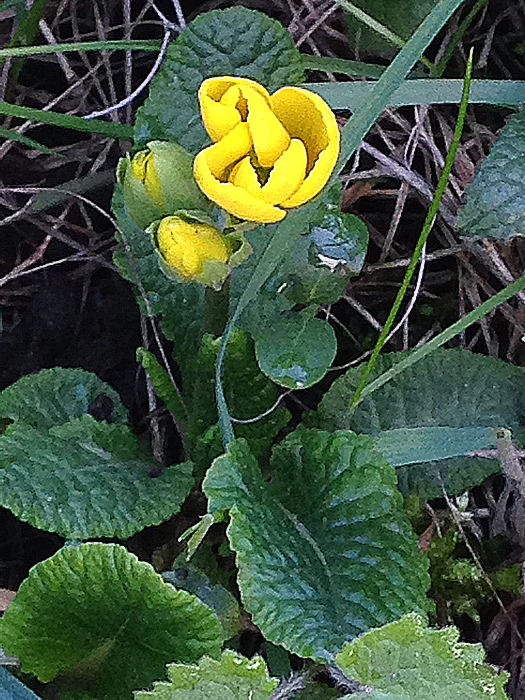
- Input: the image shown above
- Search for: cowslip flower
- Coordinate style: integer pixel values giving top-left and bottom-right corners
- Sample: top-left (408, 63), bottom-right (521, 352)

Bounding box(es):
top-left (193, 77), bottom-right (340, 224)
top-left (118, 141), bottom-right (210, 229)
top-left (149, 214), bottom-right (231, 288)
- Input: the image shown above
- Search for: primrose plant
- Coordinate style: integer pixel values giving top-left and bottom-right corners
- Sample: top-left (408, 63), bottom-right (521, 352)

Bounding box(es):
top-left (1, 4), bottom-right (521, 698)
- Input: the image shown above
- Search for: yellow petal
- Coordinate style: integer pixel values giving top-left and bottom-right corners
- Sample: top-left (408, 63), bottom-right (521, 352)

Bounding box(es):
top-left (260, 138), bottom-right (307, 205)
top-left (194, 150), bottom-right (285, 223)
top-left (241, 85), bottom-right (290, 168)
top-left (229, 156), bottom-right (262, 198)
top-left (199, 77), bottom-right (270, 142)
top-left (271, 86), bottom-right (340, 207)
top-left (202, 122), bottom-right (252, 179)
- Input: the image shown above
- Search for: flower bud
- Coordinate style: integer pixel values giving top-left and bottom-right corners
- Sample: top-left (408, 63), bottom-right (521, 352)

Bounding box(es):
top-left (118, 141), bottom-right (210, 229)
top-left (150, 214), bottom-right (231, 289)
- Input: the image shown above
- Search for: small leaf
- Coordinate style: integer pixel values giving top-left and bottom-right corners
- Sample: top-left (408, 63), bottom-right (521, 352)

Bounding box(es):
top-left (310, 348), bottom-right (525, 497)
top-left (255, 312), bottom-right (337, 389)
top-left (134, 7), bottom-right (305, 151)
top-left (136, 347), bottom-right (187, 428)
top-left (134, 650), bottom-right (278, 698)
top-left (458, 109), bottom-right (525, 240)
top-left (0, 414), bottom-right (193, 540)
top-left (203, 431), bottom-right (430, 661)
top-left (336, 613), bottom-right (508, 699)
top-left (1, 543), bottom-right (222, 699)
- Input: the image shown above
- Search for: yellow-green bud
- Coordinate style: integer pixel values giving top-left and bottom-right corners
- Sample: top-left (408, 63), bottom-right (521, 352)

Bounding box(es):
top-left (118, 141), bottom-right (211, 229)
top-left (151, 214), bottom-right (230, 288)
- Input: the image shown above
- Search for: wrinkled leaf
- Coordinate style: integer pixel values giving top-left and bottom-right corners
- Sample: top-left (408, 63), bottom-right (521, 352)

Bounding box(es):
top-left (336, 614), bottom-right (508, 699)
top-left (309, 348), bottom-right (525, 497)
top-left (134, 651), bottom-right (278, 699)
top-left (1, 544), bottom-right (222, 699)
top-left (203, 431), bottom-right (430, 661)
top-left (458, 109), bottom-right (525, 240)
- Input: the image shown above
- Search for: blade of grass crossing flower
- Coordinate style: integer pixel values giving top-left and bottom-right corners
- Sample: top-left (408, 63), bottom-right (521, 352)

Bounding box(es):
top-left (215, 0), bottom-right (467, 449)
top-left (335, 0), bottom-right (466, 176)
top-left (349, 50), bottom-right (474, 412)
top-left (335, 0), bottom-right (436, 74)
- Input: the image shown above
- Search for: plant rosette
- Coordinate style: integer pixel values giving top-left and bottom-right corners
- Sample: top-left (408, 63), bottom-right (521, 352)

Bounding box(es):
top-left (193, 76), bottom-right (340, 223)
top-left (118, 140), bottom-right (211, 230)
top-left (148, 211), bottom-right (252, 290)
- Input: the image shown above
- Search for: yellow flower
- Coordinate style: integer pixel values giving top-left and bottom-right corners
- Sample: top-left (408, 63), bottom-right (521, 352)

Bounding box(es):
top-left (151, 215), bottom-right (230, 288)
top-left (193, 77), bottom-right (340, 224)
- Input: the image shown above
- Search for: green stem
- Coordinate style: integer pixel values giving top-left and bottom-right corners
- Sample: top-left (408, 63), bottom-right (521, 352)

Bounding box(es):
top-left (348, 49), bottom-right (474, 412)
top-left (204, 278), bottom-right (231, 338)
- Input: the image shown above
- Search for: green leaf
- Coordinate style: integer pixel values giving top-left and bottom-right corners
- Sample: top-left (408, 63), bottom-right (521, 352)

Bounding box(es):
top-left (0, 366), bottom-right (128, 429)
top-left (310, 348), bottom-right (525, 497)
top-left (255, 312), bottom-right (337, 389)
top-left (136, 347), bottom-right (187, 429)
top-left (133, 650), bottom-right (278, 698)
top-left (344, 0), bottom-right (440, 55)
top-left (203, 431), bottom-right (430, 661)
top-left (1, 544), bottom-right (222, 699)
top-left (134, 7), bottom-right (304, 152)
top-left (336, 613), bottom-right (508, 699)
top-left (0, 416), bottom-right (194, 539)
top-left (163, 566), bottom-right (242, 641)
top-left (189, 328), bottom-right (290, 473)
top-left (457, 109), bottom-right (525, 241)
top-left (0, 668), bottom-right (40, 699)
top-left (112, 183), bottom-right (205, 374)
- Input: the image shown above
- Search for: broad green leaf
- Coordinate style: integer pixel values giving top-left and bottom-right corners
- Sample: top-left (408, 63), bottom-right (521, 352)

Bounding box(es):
top-left (203, 431), bottom-right (430, 661)
top-left (112, 184), bottom-right (205, 374)
top-left (255, 312), bottom-right (337, 389)
top-left (134, 7), bottom-right (304, 152)
top-left (0, 367), bottom-right (128, 430)
top-left (268, 184), bottom-right (369, 307)
top-left (336, 613), bottom-right (508, 699)
top-left (344, 0), bottom-right (440, 55)
top-left (457, 109), bottom-right (525, 241)
top-left (189, 328), bottom-right (290, 474)
top-left (134, 651), bottom-right (278, 699)
top-left (0, 415), bottom-right (193, 539)
top-left (0, 544), bottom-right (222, 699)
top-left (0, 667), bottom-right (39, 699)
top-left (163, 566), bottom-right (241, 641)
top-left (310, 348), bottom-right (525, 497)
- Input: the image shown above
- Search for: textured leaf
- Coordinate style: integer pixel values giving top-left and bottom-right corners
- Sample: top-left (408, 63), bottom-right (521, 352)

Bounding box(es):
top-left (134, 650), bottom-right (278, 699)
top-left (345, 0), bottom-right (440, 55)
top-left (458, 109), bottom-right (525, 240)
top-left (189, 328), bottom-right (290, 474)
top-left (0, 544), bottom-right (222, 699)
top-left (0, 414), bottom-right (193, 540)
top-left (310, 348), bottom-right (525, 497)
top-left (134, 7), bottom-right (304, 152)
top-left (0, 367), bottom-right (127, 430)
top-left (0, 667), bottom-right (40, 699)
top-left (203, 431), bottom-right (430, 661)
top-left (255, 312), bottom-right (337, 389)
top-left (336, 614), bottom-right (508, 699)
top-left (112, 184), bottom-right (205, 373)
top-left (163, 566), bottom-right (241, 641)
top-left (136, 347), bottom-right (187, 428)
